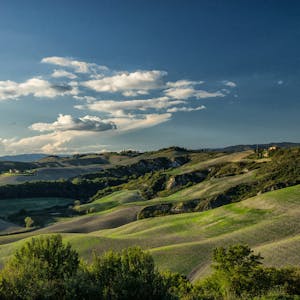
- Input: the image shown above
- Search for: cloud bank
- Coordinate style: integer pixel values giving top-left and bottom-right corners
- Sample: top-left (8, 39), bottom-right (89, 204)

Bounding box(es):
top-left (42, 56), bottom-right (108, 73)
top-left (30, 114), bottom-right (116, 132)
top-left (0, 56), bottom-right (236, 154)
top-left (0, 78), bottom-right (78, 101)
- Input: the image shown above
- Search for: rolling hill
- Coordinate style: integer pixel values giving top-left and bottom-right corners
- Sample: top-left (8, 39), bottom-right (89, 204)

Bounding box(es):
top-left (0, 145), bottom-right (299, 284)
top-left (0, 185), bottom-right (300, 282)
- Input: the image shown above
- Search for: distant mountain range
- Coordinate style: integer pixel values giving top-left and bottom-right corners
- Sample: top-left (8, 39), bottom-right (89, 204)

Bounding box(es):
top-left (0, 154), bottom-right (48, 162)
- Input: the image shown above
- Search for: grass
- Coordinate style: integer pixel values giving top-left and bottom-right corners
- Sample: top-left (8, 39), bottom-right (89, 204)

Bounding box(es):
top-left (0, 219), bottom-right (23, 235)
top-left (39, 205), bottom-right (141, 234)
top-left (75, 190), bottom-right (142, 213)
top-left (1, 185), bottom-right (300, 281)
top-left (130, 170), bottom-right (256, 206)
top-left (0, 148), bottom-right (298, 281)
top-left (167, 151), bottom-right (252, 175)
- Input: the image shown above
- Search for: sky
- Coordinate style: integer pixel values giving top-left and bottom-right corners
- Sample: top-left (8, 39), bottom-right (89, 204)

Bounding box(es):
top-left (0, 0), bottom-right (299, 155)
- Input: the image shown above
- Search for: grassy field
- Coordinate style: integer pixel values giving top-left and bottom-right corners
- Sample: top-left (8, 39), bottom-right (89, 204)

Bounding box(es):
top-left (143, 170), bottom-right (256, 205)
top-left (167, 150), bottom-right (252, 175)
top-left (0, 185), bottom-right (299, 282)
top-left (40, 205), bottom-right (142, 233)
top-left (0, 148), bottom-right (299, 283)
top-left (75, 190), bottom-right (143, 213)
top-left (0, 219), bottom-right (23, 235)
top-left (0, 166), bottom-right (105, 185)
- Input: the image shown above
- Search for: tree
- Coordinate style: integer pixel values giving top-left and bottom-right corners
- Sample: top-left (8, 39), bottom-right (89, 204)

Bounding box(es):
top-left (0, 235), bottom-right (79, 299)
top-left (211, 244), bottom-right (263, 298)
top-left (24, 216), bottom-right (34, 228)
top-left (89, 247), bottom-right (171, 300)
top-left (73, 200), bottom-right (81, 207)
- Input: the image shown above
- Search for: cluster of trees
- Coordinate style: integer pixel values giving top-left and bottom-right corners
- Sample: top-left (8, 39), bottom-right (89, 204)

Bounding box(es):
top-left (0, 235), bottom-right (299, 299)
top-left (0, 157), bottom-right (184, 203)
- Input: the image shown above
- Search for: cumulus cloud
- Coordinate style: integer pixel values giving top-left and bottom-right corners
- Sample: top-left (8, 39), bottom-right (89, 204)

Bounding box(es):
top-left (0, 78), bottom-right (78, 101)
top-left (30, 114), bottom-right (116, 132)
top-left (51, 69), bottom-right (77, 79)
top-left (111, 113), bottom-right (172, 131)
top-left (167, 105), bottom-right (206, 113)
top-left (0, 113), bottom-right (170, 154)
top-left (73, 95), bottom-right (97, 103)
top-left (166, 80), bottom-right (204, 88)
top-left (122, 90), bottom-right (149, 97)
top-left (0, 132), bottom-right (74, 154)
top-left (222, 80), bottom-right (237, 87)
top-left (75, 97), bottom-right (185, 116)
top-left (83, 70), bottom-right (167, 94)
top-left (0, 130), bottom-right (110, 154)
top-left (0, 56), bottom-right (235, 154)
top-left (42, 56), bottom-right (108, 73)
top-left (164, 87), bottom-right (225, 99)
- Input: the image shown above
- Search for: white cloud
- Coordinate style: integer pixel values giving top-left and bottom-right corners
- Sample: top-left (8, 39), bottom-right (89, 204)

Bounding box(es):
top-left (0, 113), bottom-right (171, 154)
top-left (30, 114), bottom-right (116, 132)
top-left (41, 56), bottom-right (108, 73)
top-left (111, 113), bottom-right (172, 131)
top-left (0, 56), bottom-right (235, 154)
top-left (277, 80), bottom-right (284, 85)
top-left (51, 69), bottom-right (77, 79)
top-left (0, 130), bottom-right (110, 154)
top-left (194, 90), bottom-right (225, 99)
top-left (0, 132), bottom-right (74, 154)
top-left (75, 97), bottom-right (185, 115)
top-left (222, 80), bottom-right (237, 87)
top-left (83, 70), bottom-right (167, 93)
top-left (164, 87), bottom-right (224, 99)
top-left (166, 80), bottom-right (204, 88)
top-left (73, 95), bottom-right (97, 103)
top-left (0, 78), bottom-right (79, 101)
top-left (122, 90), bottom-right (149, 97)
top-left (164, 87), bottom-right (196, 99)
top-left (167, 105), bottom-right (206, 113)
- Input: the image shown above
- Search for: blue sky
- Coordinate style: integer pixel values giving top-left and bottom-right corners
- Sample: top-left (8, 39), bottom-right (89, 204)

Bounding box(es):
top-left (0, 0), bottom-right (299, 154)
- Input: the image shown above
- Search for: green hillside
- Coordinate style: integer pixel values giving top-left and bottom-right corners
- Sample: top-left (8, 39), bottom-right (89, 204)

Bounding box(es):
top-left (0, 146), bottom-right (299, 285)
top-left (0, 185), bottom-right (300, 282)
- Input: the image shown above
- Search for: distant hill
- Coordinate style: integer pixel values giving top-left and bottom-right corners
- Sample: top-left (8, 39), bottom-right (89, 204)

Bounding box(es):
top-left (0, 143), bottom-right (299, 162)
top-left (214, 142), bottom-right (300, 152)
top-left (0, 154), bottom-right (48, 162)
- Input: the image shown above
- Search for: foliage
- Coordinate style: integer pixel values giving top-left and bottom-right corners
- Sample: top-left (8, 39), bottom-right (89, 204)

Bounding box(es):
top-left (0, 237), bottom-right (300, 299)
top-left (124, 171), bottom-right (169, 199)
top-left (210, 244), bottom-right (264, 298)
top-left (24, 216), bottom-right (34, 228)
top-left (73, 200), bottom-right (81, 207)
top-left (0, 235), bottom-right (79, 299)
top-left (0, 156), bottom-right (185, 202)
top-left (89, 247), bottom-right (172, 300)
top-left (195, 244), bottom-right (300, 299)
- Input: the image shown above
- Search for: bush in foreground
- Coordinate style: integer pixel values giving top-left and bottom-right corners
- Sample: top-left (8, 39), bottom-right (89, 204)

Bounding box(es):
top-left (0, 235), bottom-right (300, 299)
